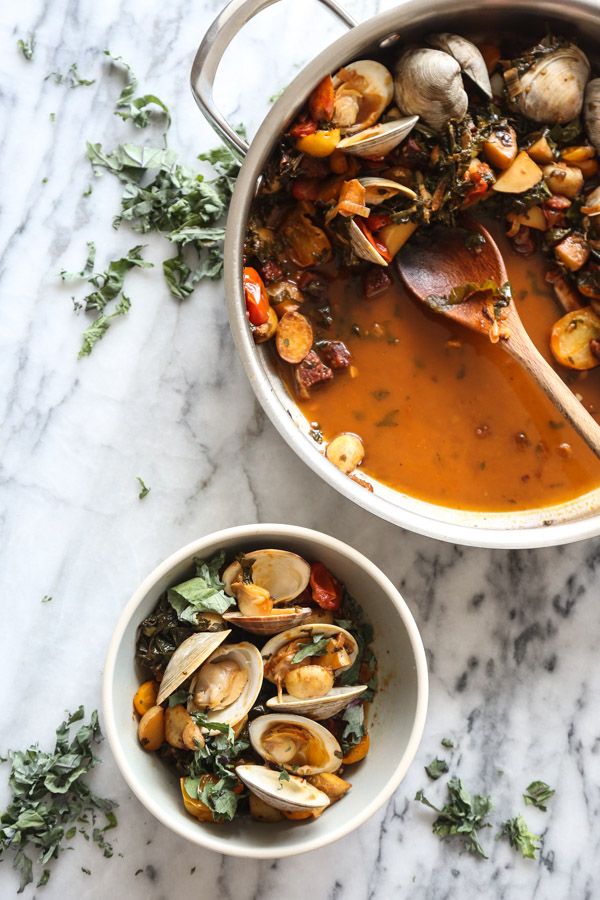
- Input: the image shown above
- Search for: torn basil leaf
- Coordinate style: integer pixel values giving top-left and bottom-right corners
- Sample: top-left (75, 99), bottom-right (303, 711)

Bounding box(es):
top-left (500, 814), bottom-right (540, 859)
top-left (291, 635), bottom-right (330, 664)
top-left (168, 550), bottom-right (234, 623)
top-left (425, 758), bottom-right (449, 780)
top-left (415, 776), bottom-right (493, 858)
top-left (104, 51), bottom-right (170, 131)
top-left (523, 780), bottom-right (555, 811)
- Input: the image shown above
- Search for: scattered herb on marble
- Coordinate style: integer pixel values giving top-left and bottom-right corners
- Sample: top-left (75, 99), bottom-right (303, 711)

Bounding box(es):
top-left (441, 737), bottom-right (455, 749)
top-left (499, 814), bottom-right (540, 860)
top-left (78, 294), bottom-right (132, 358)
top-left (0, 707), bottom-right (117, 893)
top-left (523, 780), bottom-right (555, 812)
top-left (415, 777), bottom-right (493, 858)
top-left (136, 476), bottom-right (150, 500)
top-left (104, 51), bottom-right (170, 131)
top-left (46, 63), bottom-right (95, 88)
top-left (86, 134), bottom-right (242, 299)
top-left (17, 35), bottom-right (35, 60)
top-left (41, 595), bottom-right (53, 604)
top-left (425, 758), bottom-right (449, 780)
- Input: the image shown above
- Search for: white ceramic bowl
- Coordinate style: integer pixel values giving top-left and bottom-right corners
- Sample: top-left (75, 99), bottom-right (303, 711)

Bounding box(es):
top-left (102, 524), bottom-right (428, 858)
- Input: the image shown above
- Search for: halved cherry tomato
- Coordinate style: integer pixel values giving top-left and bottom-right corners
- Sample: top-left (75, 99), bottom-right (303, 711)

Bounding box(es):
top-left (243, 266), bottom-right (270, 326)
top-left (289, 117), bottom-right (317, 139)
top-left (309, 75), bottom-right (335, 123)
top-left (310, 562), bottom-right (342, 611)
top-left (366, 212), bottom-right (392, 233)
top-left (355, 219), bottom-right (392, 263)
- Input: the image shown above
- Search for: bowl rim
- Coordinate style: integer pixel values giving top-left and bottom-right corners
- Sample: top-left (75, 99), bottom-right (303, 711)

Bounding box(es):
top-left (102, 523), bottom-right (429, 858)
top-left (223, 0), bottom-right (600, 549)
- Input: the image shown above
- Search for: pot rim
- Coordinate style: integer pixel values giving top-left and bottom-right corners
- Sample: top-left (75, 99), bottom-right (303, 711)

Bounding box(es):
top-left (224, 0), bottom-right (600, 549)
top-left (102, 523), bottom-right (429, 857)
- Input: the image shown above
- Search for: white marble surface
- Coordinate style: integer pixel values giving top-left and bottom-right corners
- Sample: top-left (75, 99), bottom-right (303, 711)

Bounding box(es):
top-left (2, 0), bottom-right (600, 897)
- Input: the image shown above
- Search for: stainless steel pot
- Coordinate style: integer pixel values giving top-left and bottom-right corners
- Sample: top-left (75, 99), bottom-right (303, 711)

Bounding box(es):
top-left (192, 0), bottom-right (600, 549)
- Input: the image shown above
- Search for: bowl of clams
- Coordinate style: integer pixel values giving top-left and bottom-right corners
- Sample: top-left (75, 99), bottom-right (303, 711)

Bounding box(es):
top-left (103, 524), bottom-right (428, 857)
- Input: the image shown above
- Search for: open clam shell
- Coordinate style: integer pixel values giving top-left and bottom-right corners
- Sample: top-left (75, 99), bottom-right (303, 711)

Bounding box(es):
top-left (156, 630), bottom-right (230, 705)
top-left (249, 713), bottom-right (343, 775)
top-left (584, 78), bottom-right (600, 153)
top-left (261, 623), bottom-right (359, 681)
top-left (427, 33), bottom-right (492, 98)
top-left (358, 176), bottom-right (417, 204)
top-left (222, 549), bottom-right (311, 604)
top-left (506, 43), bottom-right (590, 125)
top-left (235, 764), bottom-right (330, 813)
top-left (222, 606), bottom-right (313, 636)
top-left (348, 218), bottom-right (388, 266)
top-left (336, 116), bottom-right (418, 157)
top-left (267, 684), bottom-right (368, 720)
top-left (332, 59), bottom-right (394, 133)
top-left (187, 641), bottom-right (263, 727)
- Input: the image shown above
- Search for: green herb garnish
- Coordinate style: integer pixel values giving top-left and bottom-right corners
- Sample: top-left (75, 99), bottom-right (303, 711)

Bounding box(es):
top-left (523, 780), bottom-right (555, 811)
top-left (47, 63), bottom-right (95, 88)
top-left (136, 476), bottom-right (150, 499)
top-left (278, 768), bottom-right (290, 785)
top-left (104, 51), bottom-right (170, 131)
top-left (291, 635), bottom-right (330, 664)
top-left (340, 703), bottom-right (365, 756)
top-left (441, 737), bottom-right (455, 749)
top-left (17, 35), bottom-right (35, 60)
top-left (0, 707), bottom-right (117, 893)
top-left (78, 294), bottom-right (131, 358)
top-left (167, 551), bottom-right (234, 624)
top-left (415, 777), bottom-right (493, 858)
top-left (500, 814), bottom-right (540, 859)
top-left (425, 758), bottom-right (449, 780)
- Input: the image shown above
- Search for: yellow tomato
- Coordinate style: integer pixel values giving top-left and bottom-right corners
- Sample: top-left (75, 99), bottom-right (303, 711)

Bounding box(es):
top-left (296, 129), bottom-right (340, 158)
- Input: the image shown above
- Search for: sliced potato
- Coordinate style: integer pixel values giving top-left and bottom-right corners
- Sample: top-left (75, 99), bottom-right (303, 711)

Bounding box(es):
top-left (182, 720), bottom-right (204, 751)
top-left (550, 308), bottom-right (600, 370)
top-left (137, 705), bottom-right (165, 752)
top-left (561, 145), bottom-right (596, 164)
top-left (342, 733), bottom-right (370, 765)
top-left (282, 209), bottom-right (332, 268)
top-left (554, 233), bottom-right (590, 272)
top-left (307, 773), bottom-right (351, 803)
top-left (249, 793), bottom-right (284, 823)
top-left (483, 125), bottom-right (517, 170)
top-left (543, 163), bottom-right (584, 198)
top-left (325, 432), bottom-right (365, 474)
top-left (527, 134), bottom-right (554, 164)
top-left (378, 221), bottom-right (418, 257)
top-left (165, 704), bottom-right (195, 750)
top-left (492, 151), bottom-right (542, 194)
top-left (576, 158), bottom-right (599, 179)
top-left (276, 311), bottom-right (314, 364)
top-left (507, 205), bottom-right (547, 234)
top-left (282, 807), bottom-right (327, 820)
top-left (302, 607), bottom-right (335, 626)
top-left (253, 305), bottom-right (278, 344)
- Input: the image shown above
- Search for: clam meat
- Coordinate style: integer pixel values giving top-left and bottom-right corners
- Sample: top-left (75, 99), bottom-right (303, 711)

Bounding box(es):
top-left (222, 549), bottom-right (310, 604)
top-left (249, 713), bottom-right (343, 775)
top-left (332, 59), bottom-right (394, 133)
top-left (188, 642), bottom-right (263, 727)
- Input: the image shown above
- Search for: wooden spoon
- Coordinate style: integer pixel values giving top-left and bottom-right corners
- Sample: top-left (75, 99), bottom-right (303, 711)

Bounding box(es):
top-left (396, 221), bottom-right (600, 459)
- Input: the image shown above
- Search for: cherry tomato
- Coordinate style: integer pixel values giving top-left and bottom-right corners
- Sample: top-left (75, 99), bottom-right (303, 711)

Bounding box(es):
top-left (243, 267), bottom-right (270, 326)
top-left (310, 562), bottom-right (342, 611)
top-left (289, 118), bottom-right (317, 139)
top-left (291, 177), bottom-right (320, 202)
top-left (355, 219), bottom-right (392, 263)
top-left (366, 212), bottom-right (392, 233)
top-left (309, 75), bottom-right (335, 123)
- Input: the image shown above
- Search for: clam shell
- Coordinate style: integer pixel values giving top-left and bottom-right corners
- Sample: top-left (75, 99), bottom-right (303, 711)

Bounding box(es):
top-left (332, 59), bottom-right (394, 133)
top-left (261, 623), bottom-right (359, 680)
top-left (508, 44), bottom-right (590, 125)
top-left (235, 764), bottom-right (330, 813)
top-left (358, 176), bottom-right (417, 204)
top-left (336, 116), bottom-right (418, 157)
top-left (222, 606), bottom-right (313, 636)
top-left (267, 684), bottom-right (368, 720)
top-left (395, 47), bottom-right (468, 133)
top-left (188, 641), bottom-right (263, 727)
top-left (156, 630), bottom-right (230, 705)
top-left (249, 713), bottom-right (343, 775)
top-left (584, 78), bottom-right (600, 154)
top-left (222, 549), bottom-right (310, 604)
top-left (427, 32), bottom-right (492, 98)
top-left (349, 218), bottom-right (388, 266)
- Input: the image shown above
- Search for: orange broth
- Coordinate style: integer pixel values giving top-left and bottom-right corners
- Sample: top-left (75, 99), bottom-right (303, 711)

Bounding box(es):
top-left (287, 238), bottom-right (600, 511)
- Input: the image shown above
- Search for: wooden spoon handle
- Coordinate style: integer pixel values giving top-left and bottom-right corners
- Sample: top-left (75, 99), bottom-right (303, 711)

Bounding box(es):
top-left (505, 320), bottom-right (600, 459)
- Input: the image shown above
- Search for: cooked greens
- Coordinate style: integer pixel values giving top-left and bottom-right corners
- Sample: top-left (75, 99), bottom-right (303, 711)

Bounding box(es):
top-left (291, 635), bottom-right (330, 663)
top-left (0, 708), bottom-right (117, 893)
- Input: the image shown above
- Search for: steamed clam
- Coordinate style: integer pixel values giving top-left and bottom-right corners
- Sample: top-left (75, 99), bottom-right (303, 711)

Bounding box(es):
top-left (584, 78), bottom-right (600, 153)
top-left (395, 47), bottom-right (468, 133)
top-left (349, 218), bottom-right (390, 266)
top-left (156, 630), bottom-right (230, 705)
top-left (187, 642), bottom-right (263, 728)
top-left (332, 59), bottom-right (394, 133)
top-left (236, 764), bottom-right (331, 814)
top-left (249, 713), bottom-right (343, 775)
top-left (336, 116), bottom-right (418, 158)
top-left (504, 43), bottom-right (590, 125)
top-left (427, 33), bottom-right (492, 98)
top-left (221, 549), bottom-right (313, 635)
top-left (261, 623), bottom-right (367, 719)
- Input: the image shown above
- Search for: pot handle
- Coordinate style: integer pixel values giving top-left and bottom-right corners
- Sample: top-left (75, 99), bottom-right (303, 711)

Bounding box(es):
top-left (190, 0), bottom-right (356, 158)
